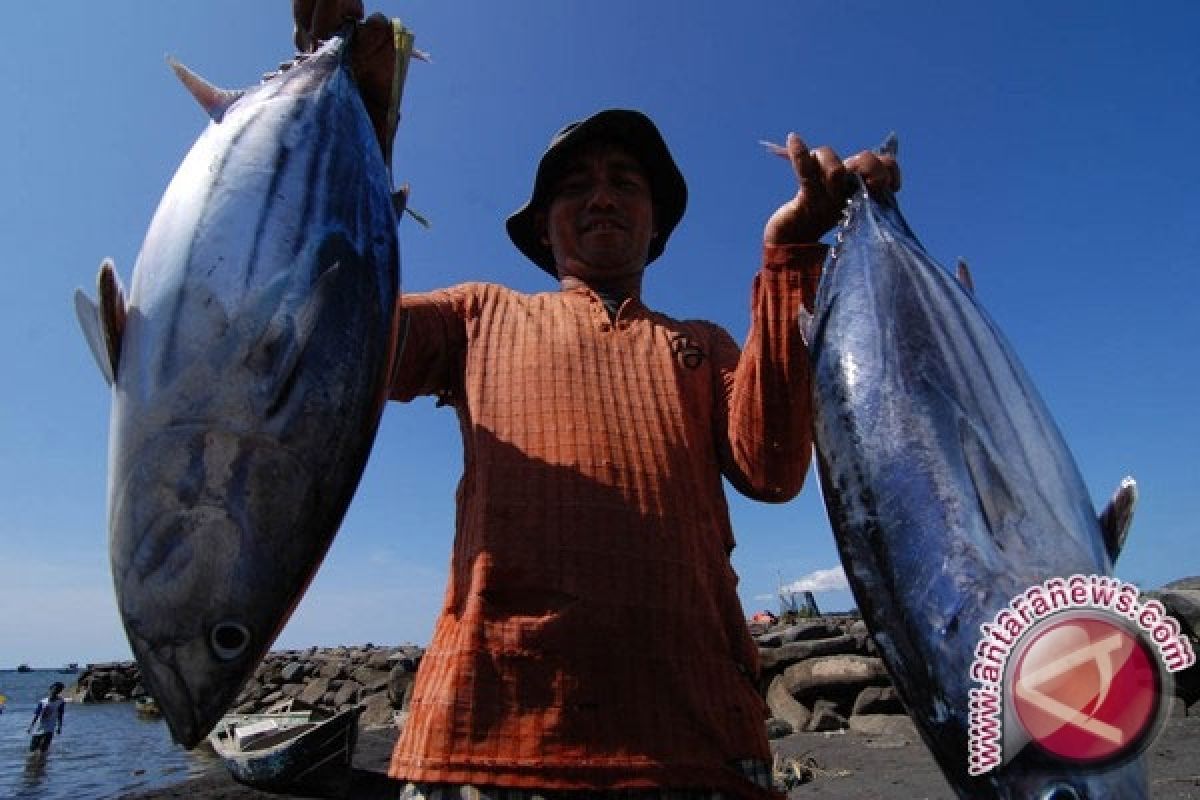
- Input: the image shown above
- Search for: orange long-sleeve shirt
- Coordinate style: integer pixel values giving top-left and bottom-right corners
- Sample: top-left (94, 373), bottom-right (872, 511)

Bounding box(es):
top-left (386, 244), bottom-right (823, 799)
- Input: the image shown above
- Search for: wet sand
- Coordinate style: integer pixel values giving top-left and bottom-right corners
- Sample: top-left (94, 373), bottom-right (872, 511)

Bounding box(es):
top-left (121, 715), bottom-right (1200, 800)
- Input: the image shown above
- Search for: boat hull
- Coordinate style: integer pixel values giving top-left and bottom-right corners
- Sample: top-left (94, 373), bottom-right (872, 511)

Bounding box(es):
top-left (211, 706), bottom-right (363, 798)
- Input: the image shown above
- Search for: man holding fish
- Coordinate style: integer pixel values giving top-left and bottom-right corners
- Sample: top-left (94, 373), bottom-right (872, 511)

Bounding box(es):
top-left (295, 4), bottom-right (897, 799)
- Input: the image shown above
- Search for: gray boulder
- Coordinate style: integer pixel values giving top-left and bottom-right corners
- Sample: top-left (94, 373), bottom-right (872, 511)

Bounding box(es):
top-left (281, 661), bottom-right (308, 683)
top-left (852, 686), bottom-right (905, 716)
top-left (806, 706), bottom-right (848, 732)
top-left (765, 717), bottom-right (794, 739)
top-left (333, 680), bottom-right (362, 708)
top-left (783, 655), bottom-right (891, 701)
top-left (759, 634), bottom-right (860, 672)
top-left (299, 676), bottom-right (334, 707)
top-left (361, 692), bottom-right (397, 729)
top-left (765, 675), bottom-right (811, 733)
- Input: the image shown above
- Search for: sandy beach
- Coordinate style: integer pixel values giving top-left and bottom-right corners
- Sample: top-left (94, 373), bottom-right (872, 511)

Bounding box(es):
top-left (120, 714), bottom-right (1200, 800)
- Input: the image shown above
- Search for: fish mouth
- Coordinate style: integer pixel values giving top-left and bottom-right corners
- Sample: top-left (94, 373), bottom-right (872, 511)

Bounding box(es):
top-left (129, 627), bottom-right (253, 748)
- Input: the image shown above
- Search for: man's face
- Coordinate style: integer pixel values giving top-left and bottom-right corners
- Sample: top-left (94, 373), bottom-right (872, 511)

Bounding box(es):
top-left (541, 142), bottom-right (655, 284)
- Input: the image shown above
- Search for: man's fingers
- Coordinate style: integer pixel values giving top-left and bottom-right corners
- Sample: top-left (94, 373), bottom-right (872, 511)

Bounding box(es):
top-left (293, 0), bottom-right (317, 33)
top-left (784, 133), bottom-right (825, 193)
top-left (312, 0), bottom-right (364, 38)
top-left (845, 151), bottom-right (901, 193)
top-left (809, 145), bottom-right (848, 200)
top-left (885, 156), bottom-right (902, 192)
top-left (296, 0), bottom-right (364, 50)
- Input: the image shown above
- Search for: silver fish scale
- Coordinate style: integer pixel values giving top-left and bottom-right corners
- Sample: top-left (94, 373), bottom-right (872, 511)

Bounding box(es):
top-left (809, 186), bottom-right (1145, 798)
top-left (106, 34), bottom-right (399, 748)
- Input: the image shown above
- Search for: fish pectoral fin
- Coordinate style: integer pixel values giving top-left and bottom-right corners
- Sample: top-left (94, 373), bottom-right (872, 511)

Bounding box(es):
top-left (98, 260), bottom-right (127, 368)
top-left (797, 306), bottom-right (814, 347)
top-left (1097, 476), bottom-right (1137, 562)
top-left (958, 417), bottom-right (1023, 545)
top-left (73, 289), bottom-right (113, 386)
top-left (73, 259), bottom-right (127, 386)
top-left (248, 259), bottom-right (346, 415)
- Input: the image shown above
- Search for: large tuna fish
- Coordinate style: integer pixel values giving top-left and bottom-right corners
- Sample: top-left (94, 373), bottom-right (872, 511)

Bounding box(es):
top-left (74, 26), bottom-right (415, 747)
top-left (807, 140), bottom-right (1148, 798)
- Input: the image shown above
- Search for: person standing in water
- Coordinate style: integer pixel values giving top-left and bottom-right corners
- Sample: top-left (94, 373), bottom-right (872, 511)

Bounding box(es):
top-left (28, 682), bottom-right (66, 755)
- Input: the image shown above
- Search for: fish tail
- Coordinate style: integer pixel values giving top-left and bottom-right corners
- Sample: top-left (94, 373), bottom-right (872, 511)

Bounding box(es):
top-left (384, 19), bottom-right (416, 172)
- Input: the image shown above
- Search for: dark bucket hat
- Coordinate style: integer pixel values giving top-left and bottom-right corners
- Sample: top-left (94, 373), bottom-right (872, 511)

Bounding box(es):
top-left (506, 109), bottom-right (688, 276)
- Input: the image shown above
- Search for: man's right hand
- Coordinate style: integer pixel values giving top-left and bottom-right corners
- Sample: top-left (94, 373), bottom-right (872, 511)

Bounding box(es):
top-left (291, 1), bottom-right (397, 158)
top-left (293, 0), bottom-right (364, 52)
top-left (763, 133), bottom-right (901, 246)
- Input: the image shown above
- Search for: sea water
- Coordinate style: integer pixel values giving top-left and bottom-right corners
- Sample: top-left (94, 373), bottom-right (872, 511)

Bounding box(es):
top-left (0, 669), bottom-right (218, 799)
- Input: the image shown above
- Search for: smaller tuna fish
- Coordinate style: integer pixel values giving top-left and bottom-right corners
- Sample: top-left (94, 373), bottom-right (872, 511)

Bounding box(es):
top-left (807, 137), bottom-right (1148, 798)
top-left (74, 23), bottom-right (416, 747)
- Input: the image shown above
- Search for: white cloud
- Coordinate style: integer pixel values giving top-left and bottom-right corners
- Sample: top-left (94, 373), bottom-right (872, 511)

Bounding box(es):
top-left (782, 566), bottom-right (849, 593)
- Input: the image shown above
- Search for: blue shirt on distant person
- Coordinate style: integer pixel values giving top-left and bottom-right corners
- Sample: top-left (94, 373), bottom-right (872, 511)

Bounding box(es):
top-left (28, 682), bottom-right (65, 753)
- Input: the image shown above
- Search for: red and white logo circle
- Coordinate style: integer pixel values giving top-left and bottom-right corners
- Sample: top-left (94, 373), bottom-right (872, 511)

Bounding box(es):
top-left (1008, 611), bottom-right (1163, 764)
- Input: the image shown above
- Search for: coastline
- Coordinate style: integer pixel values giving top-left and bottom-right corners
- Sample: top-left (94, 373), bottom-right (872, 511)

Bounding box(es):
top-left (109, 591), bottom-right (1199, 800)
top-left (119, 715), bottom-right (1200, 800)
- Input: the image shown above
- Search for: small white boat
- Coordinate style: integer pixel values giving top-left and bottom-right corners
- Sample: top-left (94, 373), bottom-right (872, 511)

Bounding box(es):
top-left (207, 705), bottom-right (363, 798)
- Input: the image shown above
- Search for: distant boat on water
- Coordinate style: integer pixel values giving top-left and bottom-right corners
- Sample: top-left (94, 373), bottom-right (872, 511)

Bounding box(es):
top-left (58, 663), bottom-right (80, 673)
top-left (16, 664), bottom-right (33, 673)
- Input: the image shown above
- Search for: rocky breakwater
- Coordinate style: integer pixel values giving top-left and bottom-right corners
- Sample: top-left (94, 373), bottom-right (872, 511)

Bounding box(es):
top-left (1146, 576), bottom-right (1200, 713)
top-left (66, 643), bottom-right (426, 731)
top-left (64, 661), bottom-right (147, 704)
top-left (754, 615), bottom-right (919, 740)
top-left (755, 577), bottom-right (1200, 742)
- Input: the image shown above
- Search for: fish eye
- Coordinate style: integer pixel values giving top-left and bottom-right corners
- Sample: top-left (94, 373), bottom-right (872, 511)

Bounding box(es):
top-left (1038, 784), bottom-right (1080, 800)
top-left (210, 621), bottom-right (251, 661)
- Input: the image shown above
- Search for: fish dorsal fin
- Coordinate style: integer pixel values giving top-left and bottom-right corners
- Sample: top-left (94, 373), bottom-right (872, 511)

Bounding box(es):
top-left (1097, 476), bottom-right (1137, 563)
top-left (73, 258), bottom-right (127, 386)
top-left (955, 258), bottom-right (976, 295)
top-left (167, 57), bottom-right (245, 122)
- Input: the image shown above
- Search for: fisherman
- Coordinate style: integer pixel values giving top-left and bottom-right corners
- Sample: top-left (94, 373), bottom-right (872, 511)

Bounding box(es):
top-left (293, 4), bottom-right (898, 799)
top-left (27, 682), bottom-right (66, 755)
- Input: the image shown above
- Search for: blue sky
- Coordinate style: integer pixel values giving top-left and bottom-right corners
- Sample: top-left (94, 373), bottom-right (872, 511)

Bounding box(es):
top-left (2, 1), bottom-right (1197, 667)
